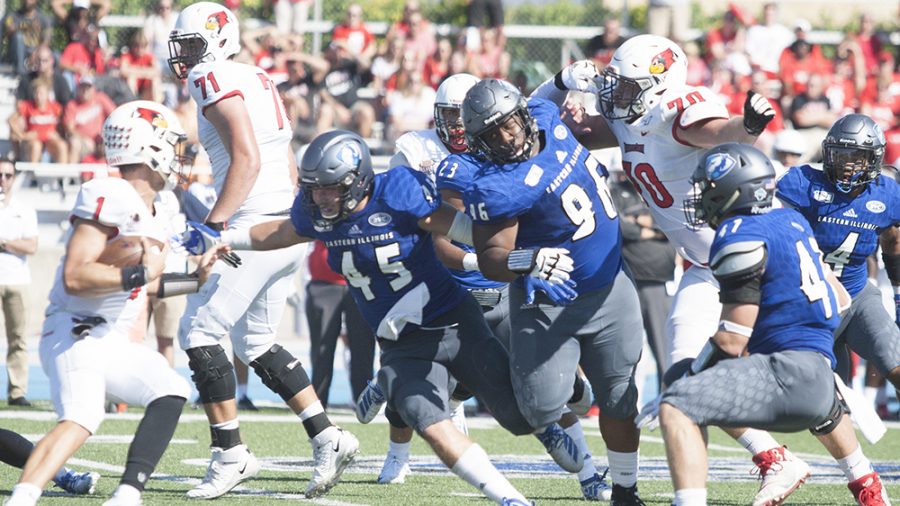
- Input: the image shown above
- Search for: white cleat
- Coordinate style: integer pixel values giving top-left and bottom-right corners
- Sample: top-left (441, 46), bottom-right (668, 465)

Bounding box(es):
top-left (305, 427), bottom-right (360, 498)
top-left (449, 398), bottom-right (468, 436)
top-left (186, 444), bottom-right (261, 499)
top-left (101, 494), bottom-right (142, 506)
top-left (536, 423), bottom-right (584, 473)
top-left (377, 453), bottom-right (411, 484)
top-left (355, 380), bottom-right (386, 424)
top-left (751, 446), bottom-right (810, 506)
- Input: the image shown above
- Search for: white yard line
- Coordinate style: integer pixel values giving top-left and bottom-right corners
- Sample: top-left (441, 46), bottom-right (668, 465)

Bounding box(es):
top-left (21, 434), bottom-right (195, 444)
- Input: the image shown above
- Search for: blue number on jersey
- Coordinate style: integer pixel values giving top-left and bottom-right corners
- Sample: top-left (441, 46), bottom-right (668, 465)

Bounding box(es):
top-left (711, 208), bottom-right (839, 367)
top-left (777, 164), bottom-right (900, 297)
top-left (436, 152), bottom-right (505, 291)
top-left (290, 167), bottom-right (468, 334)
top-left (461, 97), bottom-right (623, 294)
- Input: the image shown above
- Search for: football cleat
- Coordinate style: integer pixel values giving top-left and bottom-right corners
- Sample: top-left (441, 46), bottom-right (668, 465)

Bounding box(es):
top-left (54, 469), bottom-right (100, 495)
top-left (849, 472), bottom-right (892, 506)
top-left (449, 398), bottom-right (468, 435)
top-left (536, 423), bottom-right (584, 473)
top-left (101, 493), bottom-right (142, 506)
top-left (610, 483), bottom-right (646, 505)
top-left (567, 374), bottom-right (594, 416)
top-left (237, 395), bottom-right (259, 411)
top-left (356, 380), bottom-right (386, 424)
top-left (377, 453), bottom-right (411, 484)
top-left (751, 446), bottom-right (810, 506)
top-left (186, 444), bottom-right (261, 499)
top-left (580, 469), bottom-right (613, 501)
top-left (306, 427), bottom-right (359, 497)
top-left (501, 498), bottom-right (535, 506)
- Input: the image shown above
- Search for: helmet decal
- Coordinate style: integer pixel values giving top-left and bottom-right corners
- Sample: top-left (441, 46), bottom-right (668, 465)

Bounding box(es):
top-left (706, 153), bottom-right (737, 181)
top-left (205, 11), bottom-right (230, 34)
top-left (134, 107), bottom-right (168, 128)
top-left (649, 48), bottom-right (676, 75)
top-left (337, 143), bottom-right (361, 168)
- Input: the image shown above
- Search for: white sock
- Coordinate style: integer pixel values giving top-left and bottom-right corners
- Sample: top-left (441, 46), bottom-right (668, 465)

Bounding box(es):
top-left (451, 443), bottom-right (526, 504)
top-left (9, 483), bottom-right (42, 505)
top-left (864, 386), bottom-right (879, 407)
top-left (210, 419), bottom-right (239, 430)
top-left (111, 483), bottom-right (141, 502)
top-left (237, 383), bottom-right (248, 398)
top-left (736, 429), bottom-right (780, 456)
top-left (387, 440), bottom-right (411, 461)
top-left (298, 401), bottom-right (324, 421)
top-left (607, 449), bottom-right (638, 488)
top-left (563, 422), bottom-right (598, 481)
top-left (838, 445), bottom-right (874, 482)
top-left (674, 488), bottom-right (707, 506)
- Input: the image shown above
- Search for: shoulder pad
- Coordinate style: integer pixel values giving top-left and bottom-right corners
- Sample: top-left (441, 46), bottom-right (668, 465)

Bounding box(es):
top-left (710, 240), bottom-right (768, 279)
top-left (72, 178), bottom-right (141, 228)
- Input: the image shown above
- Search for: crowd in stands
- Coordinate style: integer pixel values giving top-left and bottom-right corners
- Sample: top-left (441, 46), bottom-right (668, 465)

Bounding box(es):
top-left (2, 0), bottom-right (899, 167)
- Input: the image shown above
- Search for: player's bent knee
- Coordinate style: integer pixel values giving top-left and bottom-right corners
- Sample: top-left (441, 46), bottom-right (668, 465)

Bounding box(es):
top-left (385, 406), bottom-right (409, 429)
top-left (249, 344), bottom-right (310, 402)
top-left (186, 345), bottom-right (236, 403)
top-left (598, 381), bottom-right (639, 420)
top-left (809, 393), bottom-right (849, 437)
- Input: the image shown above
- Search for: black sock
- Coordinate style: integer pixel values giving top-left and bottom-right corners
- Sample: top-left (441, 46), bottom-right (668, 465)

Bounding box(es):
top-left (0, 428), bottom-right (34, 468)
top-left (120, 396), bottom-right (185, 491)
top-left (302, 413), bottom-right (332, 439)
top-left (569, 375), bottom-right (585, 404)
top-left (210, 426), bottom-right (242, 450)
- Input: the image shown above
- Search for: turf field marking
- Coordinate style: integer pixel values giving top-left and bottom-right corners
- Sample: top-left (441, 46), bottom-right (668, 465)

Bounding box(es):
top-left (22, 434), bottom-right (195, 444)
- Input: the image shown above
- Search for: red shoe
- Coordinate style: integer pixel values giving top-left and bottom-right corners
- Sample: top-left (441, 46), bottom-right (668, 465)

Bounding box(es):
top-left (849, 472), bottom-right (892, 506)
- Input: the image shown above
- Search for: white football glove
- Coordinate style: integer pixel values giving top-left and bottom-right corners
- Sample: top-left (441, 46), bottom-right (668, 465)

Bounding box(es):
top-left (635, 393), bottom-right (663, 431)
top-left (508, 247), bottom-right (574, 284)
top-left (559, 60), bottom-right (600, 93)
top-left (742, 91), bottom-right (776, 136)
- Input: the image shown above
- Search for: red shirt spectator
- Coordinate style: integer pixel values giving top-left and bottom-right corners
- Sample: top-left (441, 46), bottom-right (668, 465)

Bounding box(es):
top-left (778, 40), bottom-right (832, 96)
top-left (308, 240), bottom-right (345, 284)
top-left (422, 38), bottom-right (452, 89)
top-left (18, 96), bottom-right (61, 142)
top-left (60, 29), bottom-right (106, 79)
top-left (331, 4), bottom-right (376, 66)
top-left (884, 120), bottom-right (900, 166)
top-left (63, 82), bottom-right (115, 142)
top-left (852, 14), bottom-right (882, 76)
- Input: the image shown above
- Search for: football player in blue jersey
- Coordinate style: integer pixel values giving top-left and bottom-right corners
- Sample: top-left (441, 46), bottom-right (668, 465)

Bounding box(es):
top-left (205, 130), bottom-right (588, 505)
top-left (662, 142), bottom-right (890, 506)
top-left (461, 78), bottom-right (646, 506)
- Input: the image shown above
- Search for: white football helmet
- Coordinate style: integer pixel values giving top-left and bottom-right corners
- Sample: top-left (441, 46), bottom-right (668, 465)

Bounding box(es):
top-left (434, 73), bottom-right (479, 153)
top-left (103, 100), bottom-right (187, 188)
top-left (167, 2), bottom-right (240, 79)
top-left (597, 34), bottom-right (688, 123)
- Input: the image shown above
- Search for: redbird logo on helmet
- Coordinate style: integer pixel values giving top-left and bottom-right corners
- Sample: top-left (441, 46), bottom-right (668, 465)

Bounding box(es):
top-left (205, 11), bottom-right (230, 34)
top-left (649, 48), bottom-right (676, 75)
top-left (133, 107), bottom-right (168, 129)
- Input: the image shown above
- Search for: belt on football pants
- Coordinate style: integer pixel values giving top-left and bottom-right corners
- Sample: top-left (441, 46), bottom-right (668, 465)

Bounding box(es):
top-left (470, 288), bottom-right (502, 309)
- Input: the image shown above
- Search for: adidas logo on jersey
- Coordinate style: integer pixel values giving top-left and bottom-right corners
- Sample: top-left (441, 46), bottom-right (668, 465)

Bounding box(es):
top-left (843, 208), bottom-right (859, 218)
top-left (348, 224), bottom-right (363, 235)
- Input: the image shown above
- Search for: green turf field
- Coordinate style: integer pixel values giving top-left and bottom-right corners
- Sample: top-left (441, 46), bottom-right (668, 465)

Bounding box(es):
top-left (1, 402), bottom-right (897, 505)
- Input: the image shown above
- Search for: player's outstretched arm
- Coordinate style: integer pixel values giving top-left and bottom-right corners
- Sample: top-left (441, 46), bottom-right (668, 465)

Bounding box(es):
top-left (222, 218), bottom-right (311, 251)
top-left (431, 189), bottom-right (478, 271)
top-left (64, 219), bottom-right (167, 297)
top-left (204, 97), bottom-right (262, 225)
top-left (417, 202), bottom-right (474, 246)
top-left (677, 91), bottom-right (775, 148)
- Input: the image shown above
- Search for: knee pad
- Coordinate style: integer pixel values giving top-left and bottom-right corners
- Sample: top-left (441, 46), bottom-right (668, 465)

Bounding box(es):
top-left (598, 380), bottom-right (639, 420)
top-left (186, 345), bottom-right (235, 404)
top-left (249, 344), bottom-right (310, 402)
top-left (809, 392), bottom-right (849, 436)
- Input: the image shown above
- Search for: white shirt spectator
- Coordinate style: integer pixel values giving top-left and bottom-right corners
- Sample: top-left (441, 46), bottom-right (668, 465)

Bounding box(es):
top-left (0, 195), bottom-right (38, 286)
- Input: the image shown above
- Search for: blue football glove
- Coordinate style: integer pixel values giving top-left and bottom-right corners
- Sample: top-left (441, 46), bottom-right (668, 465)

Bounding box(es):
top-left (524, 277), bottom-right (578, 306)
top-left (181, 221), bottom-right (242, 268)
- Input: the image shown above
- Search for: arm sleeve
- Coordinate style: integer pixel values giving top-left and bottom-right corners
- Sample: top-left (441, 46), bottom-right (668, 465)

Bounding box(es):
top-left (710, 240), bottom-right (768, 305)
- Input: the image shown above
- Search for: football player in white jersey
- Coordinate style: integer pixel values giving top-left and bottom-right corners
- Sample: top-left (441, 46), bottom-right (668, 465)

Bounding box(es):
top-left (530, 35), bottom-right (823, 506)
top-left (6, 101), bottom-right (225, 506)
top-left (366, 73), bottom-right (608, 500)
top-left (168, 2), bottom-right (359, 499)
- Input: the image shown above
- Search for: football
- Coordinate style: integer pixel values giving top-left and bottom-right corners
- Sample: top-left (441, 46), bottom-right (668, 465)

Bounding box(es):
top-left (97, 235), bottom-right (164, 267)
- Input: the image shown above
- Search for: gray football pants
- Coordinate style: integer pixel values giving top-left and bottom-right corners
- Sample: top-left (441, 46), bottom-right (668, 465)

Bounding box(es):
top-left (833, 282), bottom-right (900, 382)
top-left (507, 268), bottom-right (644, 428)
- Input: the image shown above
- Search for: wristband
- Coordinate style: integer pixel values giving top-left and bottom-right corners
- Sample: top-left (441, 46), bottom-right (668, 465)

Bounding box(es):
top-left (221, 228), bottom-right (252, 250)
top-left (507, 249), bottom-right (538, 274)
top-left (204, 221), bottom-right (225, 232)
top-left (553, 70), bottom-right (567, 91)
top-left (121, 264), bottom-right (148, 291)
top-left (462, 252), bottom-right (479, 271)
top-left (158, 272), bottom-right (200, 298)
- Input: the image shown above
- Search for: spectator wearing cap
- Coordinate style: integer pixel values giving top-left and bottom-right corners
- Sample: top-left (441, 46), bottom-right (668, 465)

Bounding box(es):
top-left (17, 45), bottom-right (72, 107)
top-left (771, 129), bottom-right (806, 176)
top-left (9, 78), bottom-right (67, 163)
top-left (270, 0), bottom-right (312, 36)
top-left (778, 20), bottom-right (832, 99)
top-left (59, 24), bottom-right (106, 84)
top-left (584, 18), bottom-right (627, 70)
top-left (0, 155), bottom-right (38, 408)
top-left (63, 76), bottom-right (115, 163)
top-left (1, 0), bottom-right (53, 75)
top-left (743, 2), bottom-right (793, 76)
top-left (330, 4), bottom-right (376, 70)
top-left (51, 0), bottom-right (110, 44)
top-left (316, 39), bottom-right (376, 138)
